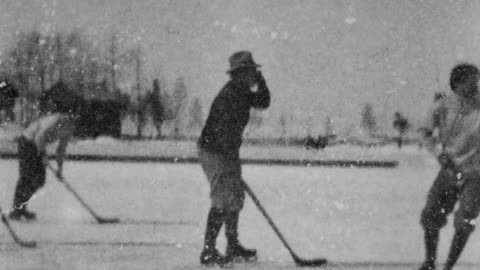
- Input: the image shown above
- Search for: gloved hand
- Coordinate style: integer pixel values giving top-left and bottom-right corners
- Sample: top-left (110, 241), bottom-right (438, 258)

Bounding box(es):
top-left (256, 71), bottom-right (266, 85)
top-left (42, 155), bottom-right (49, 167)
top-left (438, 153), bottom-right (467, 188)
top-left (55, 169), bottom-right (64, 181)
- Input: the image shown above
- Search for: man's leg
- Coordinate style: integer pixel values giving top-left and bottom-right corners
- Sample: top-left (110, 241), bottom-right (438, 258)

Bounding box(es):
top-left (419, 170), bottom-right (459, 270)
top-left (443, 230), bottom-right (470, 270)
top-left (225, 210), bottom-right (257, 261)
top-left (198, 149), bottom-right (231, 266)
top-left (443, 177), bottom-right (480, 270)
top-left (10, 138), bottom-right (45, 221)
top-left (220, 159), bottom-right (257, 262)
top-left (419, 229), bottom-right (440, 270)
top-left (11, 173), bottom-right (45, 220)
top-left (11, 176), bottom-right (37, 218)
top-left (200, 207), bottom-right (229, 266)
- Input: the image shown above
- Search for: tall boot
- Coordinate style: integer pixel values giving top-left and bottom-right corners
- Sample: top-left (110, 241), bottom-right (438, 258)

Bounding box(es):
top-left (200, 207), bottom-right (229, 267)
top-left (419, 229), bottom-right (439, 270)
top-left (225, 211), bottom-right (257, 262)
top-left (443, 229), bottom-right (471, 270)
top-left (9, 181), bottom-right (36, 221)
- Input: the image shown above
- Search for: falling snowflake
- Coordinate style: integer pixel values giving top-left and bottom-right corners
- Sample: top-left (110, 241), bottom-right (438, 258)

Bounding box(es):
top-left (252, 27), bottom-right (260, 37)
top-left (70, 48), bottom-right (78, 56)
top-left (345, 17), bottom-right (357, 24)
top-left (334, 201), bottom-right (347, 211)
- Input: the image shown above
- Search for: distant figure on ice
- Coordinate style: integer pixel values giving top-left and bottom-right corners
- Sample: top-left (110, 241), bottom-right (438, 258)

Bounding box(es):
top-left (197, 51), bottom-right (270, 267)
top-left (9, 82), bottom-right (84, 221)
top-left (417, 63), bottom-right (480, 270)
top-left (392, 111), bottom-right (410, 148)
top-left (304, 135), bottom-right (328, 150)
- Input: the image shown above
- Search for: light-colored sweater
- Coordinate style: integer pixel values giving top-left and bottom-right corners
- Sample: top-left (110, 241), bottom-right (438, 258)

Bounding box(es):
top-left (419, 93), bottom-right (480, 174)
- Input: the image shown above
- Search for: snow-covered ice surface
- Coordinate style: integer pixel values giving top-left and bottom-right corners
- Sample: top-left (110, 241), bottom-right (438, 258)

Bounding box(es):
top-left (1, 146), bottom-right (479, 269)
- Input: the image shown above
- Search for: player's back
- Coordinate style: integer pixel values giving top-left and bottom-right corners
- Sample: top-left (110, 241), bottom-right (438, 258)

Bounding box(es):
top-left (22, 113), bottom-right (74, 150)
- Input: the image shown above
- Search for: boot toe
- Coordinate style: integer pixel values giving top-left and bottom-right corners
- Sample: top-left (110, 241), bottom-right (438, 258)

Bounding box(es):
top-left (226, 245), bottom-right (257, 262)
top-left (418, 261), bottom-right (436, 270)
top-left (8, 209), bottom-right (36, 221)
top-left (200, 248), bottom-right (232, 268)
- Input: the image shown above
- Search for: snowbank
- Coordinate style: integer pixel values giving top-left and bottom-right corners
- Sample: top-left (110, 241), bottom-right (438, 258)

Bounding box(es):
top-left (0, 125), bottom-right (432, 167)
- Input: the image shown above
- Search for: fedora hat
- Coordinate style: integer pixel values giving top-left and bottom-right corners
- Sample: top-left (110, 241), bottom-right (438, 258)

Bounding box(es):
top-left (227, 51), bottom-right (261, 73)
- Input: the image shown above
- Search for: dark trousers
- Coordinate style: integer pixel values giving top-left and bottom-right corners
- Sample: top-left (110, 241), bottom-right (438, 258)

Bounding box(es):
top-left (12, 136), bottom-right (46, 211)
top-left (421, 169), bottom-right (480, 233)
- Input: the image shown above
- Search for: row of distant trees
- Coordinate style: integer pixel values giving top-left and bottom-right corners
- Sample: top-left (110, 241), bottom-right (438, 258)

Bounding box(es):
top-left (0, 29), bottom-right (412, 141)
top-left (361, 103), bottom-right (410, 139)
top-left (140, 77), bottom-right (204, 138)
top-left (0, 29), bottom-right (204, 138)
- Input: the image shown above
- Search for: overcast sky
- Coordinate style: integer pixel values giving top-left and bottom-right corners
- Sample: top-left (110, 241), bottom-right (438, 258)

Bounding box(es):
top-left (1, 0), bottom-right (480, 135)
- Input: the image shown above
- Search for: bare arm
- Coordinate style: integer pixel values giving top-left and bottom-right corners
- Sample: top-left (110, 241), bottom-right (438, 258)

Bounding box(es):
top-left (418, 101), bottom-right (446, 156)
top-left (56, 136), bottom-right (69, 175)
top-left (55, 118), bottom-right (75, 176)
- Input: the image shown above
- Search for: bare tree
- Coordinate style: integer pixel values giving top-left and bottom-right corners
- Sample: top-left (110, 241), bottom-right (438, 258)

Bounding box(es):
top-left (147, 78), bottom-right (166, 139)
top-left (361, 103), bottom-right (378, 137)
top-left (279, 113), bottom-right (287, 139)
top-left (393, 111), bottom-right (410, 148)
top-left (1, 29), bottom-right (115, 126)
top-left (188, 97), bottom-right (203, 130)
top-left (172, 77), bottom-right (188, 138)
top-left (109, 33), bottom-right (118, 92)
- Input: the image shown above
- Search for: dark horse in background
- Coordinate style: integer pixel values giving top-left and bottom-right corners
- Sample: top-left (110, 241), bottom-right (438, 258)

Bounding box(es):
top-left (39, 81), bottom-right (124, 138)
top-left (0, 79), bottom-right (19, 123)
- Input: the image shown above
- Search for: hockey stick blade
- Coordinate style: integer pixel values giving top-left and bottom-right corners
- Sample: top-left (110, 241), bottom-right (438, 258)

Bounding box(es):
top-left (293, 255), bottom-right (328, 267)
top-left (96, 217), bottom-right (120, 224)
top-left (17, 239), bottom-right (37, 248)
top-left (47, 164), bottom-right (120, 225)
top-left (1, 214), bottom-right (37, 248)
top-left (243, 182), bottom-right (327, 268)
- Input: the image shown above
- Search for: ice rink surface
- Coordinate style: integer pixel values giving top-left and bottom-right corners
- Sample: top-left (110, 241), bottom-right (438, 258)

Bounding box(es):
top-left (1, 146), bottom-right (480, 269)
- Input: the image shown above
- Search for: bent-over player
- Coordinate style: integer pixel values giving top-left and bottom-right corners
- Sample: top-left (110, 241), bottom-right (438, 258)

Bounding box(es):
top-left (9, 103), bottom-right (81, 221)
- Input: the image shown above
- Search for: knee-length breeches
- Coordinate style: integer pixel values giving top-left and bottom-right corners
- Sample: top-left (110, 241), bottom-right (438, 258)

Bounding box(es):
top-left (198, 148), bottom-right (245, 212)
top-left (421, 169), bottom-right (480, 233)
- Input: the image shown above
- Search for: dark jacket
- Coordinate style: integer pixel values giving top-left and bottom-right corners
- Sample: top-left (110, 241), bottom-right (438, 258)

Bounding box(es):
top-left (198, 79), bottom-right (270, 158)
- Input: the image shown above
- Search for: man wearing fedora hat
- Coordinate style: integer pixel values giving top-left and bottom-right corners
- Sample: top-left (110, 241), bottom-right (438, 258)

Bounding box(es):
top-left (198, 51), bottom-right (270, 266)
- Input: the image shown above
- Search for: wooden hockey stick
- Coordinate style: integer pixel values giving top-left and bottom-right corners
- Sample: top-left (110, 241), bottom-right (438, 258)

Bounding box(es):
top-left (243, 181), bottom-right (327, 267)
top-left (0, 207), bottom-right (36, 248)
top-left (47, 164), bottom-right (120, 224)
